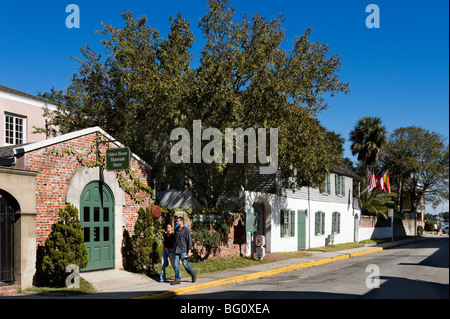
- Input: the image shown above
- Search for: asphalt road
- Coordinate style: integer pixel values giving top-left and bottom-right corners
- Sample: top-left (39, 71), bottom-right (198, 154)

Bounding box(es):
top-left (173, 237), bottom-right (449, 299)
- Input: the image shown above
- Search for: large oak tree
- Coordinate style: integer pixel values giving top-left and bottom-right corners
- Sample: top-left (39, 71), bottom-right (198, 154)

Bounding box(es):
top-left (40, 0), bottom-right (350, 208)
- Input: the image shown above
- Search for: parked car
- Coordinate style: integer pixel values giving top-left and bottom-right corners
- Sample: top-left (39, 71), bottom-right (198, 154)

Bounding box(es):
top-left (442, 225), bottom-right (449, 235)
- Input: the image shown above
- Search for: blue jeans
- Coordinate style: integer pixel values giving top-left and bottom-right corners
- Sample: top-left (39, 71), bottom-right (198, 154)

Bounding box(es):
top-left (174, 252), bottom-right (196, 281)
top-left (160, 249), bottom-right (175, 282)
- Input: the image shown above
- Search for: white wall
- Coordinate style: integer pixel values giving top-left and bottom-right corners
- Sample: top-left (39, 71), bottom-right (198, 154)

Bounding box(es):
top-left (359, 227), bottom-right (392, 240)
top-left (245, 190), bottom-right (360, 253)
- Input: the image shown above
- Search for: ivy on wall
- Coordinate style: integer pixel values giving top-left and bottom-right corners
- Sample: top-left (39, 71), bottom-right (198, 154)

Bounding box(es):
top-left (45, 135), bottom-right (154, 202)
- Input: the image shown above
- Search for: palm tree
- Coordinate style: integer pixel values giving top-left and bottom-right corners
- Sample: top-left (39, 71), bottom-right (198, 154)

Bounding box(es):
top-left (349, 116), bottom-right (387, 173)
top-left (359, 179), bottom-right (397, 218)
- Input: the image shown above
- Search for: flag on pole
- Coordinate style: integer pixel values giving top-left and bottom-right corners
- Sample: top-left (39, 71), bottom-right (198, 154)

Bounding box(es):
top-left (368, 168), bottom-right (377, 193)
top-left (378, 169), bottom-right (386, 191)
top-left (384, 172), bottom-right (391, 194)
top-left (367, 168), bottom-right (374, 180)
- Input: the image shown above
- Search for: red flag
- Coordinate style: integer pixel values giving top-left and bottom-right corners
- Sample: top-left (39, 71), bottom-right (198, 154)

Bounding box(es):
top-left (378, 173), bottom-right (385, 191)
top-left (368, 168), bottom-right (377, 193)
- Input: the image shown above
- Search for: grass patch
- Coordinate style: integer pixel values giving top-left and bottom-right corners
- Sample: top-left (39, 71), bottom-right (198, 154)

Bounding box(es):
top-left (151, 256), bottom-right (274, 280)
top-left (307, 242), bottom-right (365, 252)
top-left (274, 251), bottom-right (313, 258)
top-left (25, 277), bottom-right (95, 296)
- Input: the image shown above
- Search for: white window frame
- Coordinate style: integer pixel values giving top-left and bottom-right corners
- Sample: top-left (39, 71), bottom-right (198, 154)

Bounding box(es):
top-left (4, 113), bottom-right (26, 146)
top-left (315, 211), bottom-right (326, 236)
top-left (321, 173), bottom-right (331, 195)
top-left (283, 210), bottom-right (292, 237)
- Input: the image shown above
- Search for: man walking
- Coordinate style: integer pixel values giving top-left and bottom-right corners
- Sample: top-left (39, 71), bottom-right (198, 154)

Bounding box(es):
top-left (171, 216), bottom-right (196, 285)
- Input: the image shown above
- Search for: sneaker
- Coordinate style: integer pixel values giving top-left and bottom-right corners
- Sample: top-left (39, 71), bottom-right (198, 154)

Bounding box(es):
top-left (171, 280), bottom-right (181, 285)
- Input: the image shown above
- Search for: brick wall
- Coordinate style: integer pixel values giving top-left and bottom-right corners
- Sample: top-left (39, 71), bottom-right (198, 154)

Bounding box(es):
top-left (186, 213), bottom-right (247, 260)
top-left (25, 132), bottom-right (153, 246)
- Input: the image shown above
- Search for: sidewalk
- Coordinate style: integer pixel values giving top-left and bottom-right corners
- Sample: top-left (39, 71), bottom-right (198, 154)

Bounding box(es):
top-left (14, 235), bottom-right (434, 299)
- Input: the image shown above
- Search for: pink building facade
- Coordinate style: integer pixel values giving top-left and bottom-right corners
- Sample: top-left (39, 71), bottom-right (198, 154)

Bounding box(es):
top-left (0, 84), bottom-right (58, 147)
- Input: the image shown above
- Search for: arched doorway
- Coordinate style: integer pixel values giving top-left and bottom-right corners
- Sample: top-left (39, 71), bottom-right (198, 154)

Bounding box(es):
top-left (80, 181), bottom-right (115, 271)
top-left (0, 190), bottom-right (20, 283)
top-left (252, 196), bottom-right (272, 252)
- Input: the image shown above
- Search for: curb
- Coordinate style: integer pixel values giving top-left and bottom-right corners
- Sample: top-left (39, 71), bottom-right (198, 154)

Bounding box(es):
top-left (135, 254), bottom-right (352, 300)
top-left (134, 238), bottom-right (427, 299)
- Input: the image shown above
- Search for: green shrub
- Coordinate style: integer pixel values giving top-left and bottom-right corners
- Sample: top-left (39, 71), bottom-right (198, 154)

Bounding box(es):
top-left (128, 207), bottom-right (163, 273)
top-left (35, 203), bottom-right (88, 287)
top-left (191, 221), bottom-right (230, 261)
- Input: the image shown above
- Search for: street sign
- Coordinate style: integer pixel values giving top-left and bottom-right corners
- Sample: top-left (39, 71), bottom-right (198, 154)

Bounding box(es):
top-left (106, 147), bottom-right (131, 171)
top-left (246, 211), bottom-right (258, 233)
top-left (388, 209), bottom-right (394, 218)
top-left (255, 235), bottom-right (265, 247)
top-left (255, 246), bottom-right (265, 260)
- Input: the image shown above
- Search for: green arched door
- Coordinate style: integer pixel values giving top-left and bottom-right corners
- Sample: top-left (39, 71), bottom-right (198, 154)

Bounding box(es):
top-left (81, 182), bottom-right (114, 271)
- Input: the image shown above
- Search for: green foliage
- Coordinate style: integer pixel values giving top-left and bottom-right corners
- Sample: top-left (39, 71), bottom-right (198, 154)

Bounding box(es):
top-left (191, 221), bottom-right (230, 261)
top-left (128, 207), bottom-right (163, 273)
top-left (40, 0), bottom-right (349, 208)
top-left (359, 179), bottom-right (397, 218)
top-left (349, 116), bottom-right (387, 173)
top-left (382, 126), bottom-right (449, 212)
top-left (35, 204), bottom-right (88, 287)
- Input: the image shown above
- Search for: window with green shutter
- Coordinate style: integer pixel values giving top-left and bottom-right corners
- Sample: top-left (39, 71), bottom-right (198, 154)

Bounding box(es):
top-left (281, 209), bottom-right (295, 238)
top-left (332, 212), bottom-right (341, 234)
top-left (315, 211), bottom-right (325, 236)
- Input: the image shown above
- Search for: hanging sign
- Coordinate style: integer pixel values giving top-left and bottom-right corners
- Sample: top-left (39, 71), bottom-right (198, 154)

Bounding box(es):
top-left (246, 211), bottom-right (258, 234)
top-left (106, 147), bottom-right (131, 171)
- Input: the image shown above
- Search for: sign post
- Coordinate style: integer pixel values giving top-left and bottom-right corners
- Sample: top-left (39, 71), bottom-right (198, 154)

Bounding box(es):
top-left (246, 211), bottom-right (258, 234)
top-left (246, 211), bottom-right (258, 259)
top-left (388, 208), bottom-right (394, 243)
top-left (106, 147), bottom-right (131, 171)
top-left (255, 235), bottom-right (266, 260)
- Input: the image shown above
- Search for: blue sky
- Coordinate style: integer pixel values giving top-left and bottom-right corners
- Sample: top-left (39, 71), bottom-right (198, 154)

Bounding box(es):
top-left (1, 1), bottom-right (448, 211)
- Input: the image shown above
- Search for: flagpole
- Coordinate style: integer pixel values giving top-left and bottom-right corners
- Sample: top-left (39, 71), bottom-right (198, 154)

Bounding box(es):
top-left (359, 186), bottom-right (370, 197)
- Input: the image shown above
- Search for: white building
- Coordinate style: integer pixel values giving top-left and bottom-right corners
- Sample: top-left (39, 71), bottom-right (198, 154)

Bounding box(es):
top-left (244, 163), bottom-right (361, 254)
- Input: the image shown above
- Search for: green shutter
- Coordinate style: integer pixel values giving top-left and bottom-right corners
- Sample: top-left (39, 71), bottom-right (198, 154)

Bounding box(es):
top-left (338, 213), bottom-right (341, 233)
top-left (327, 173), bottom-right (331, 195)
top-left (290, 210), bottom-right (296, 237)
top-left (322, 212), bottom-right (326, 235)
top-left (335, 174), bottom-right (339, 196)
top-left (341, 176), bottom-right (345, 196)
top-left (315, 212), bottom-right (319, 236)
top-left (280, 210), bottom-right (285, 238)
top-left (332, 212), bottom-right (335, 234)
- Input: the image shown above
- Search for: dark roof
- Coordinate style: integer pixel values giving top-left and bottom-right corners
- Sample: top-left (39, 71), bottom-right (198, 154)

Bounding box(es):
top-left (245, 171), bottom-right (278, 194)
top-left (334, 162), bottom-right (361, 182)
top-left (245, 162), bottom-right (361, 193)
top-left (0, 84), bottom-right (55, 105)
top-left (0, 144), bottom-right (28, 159)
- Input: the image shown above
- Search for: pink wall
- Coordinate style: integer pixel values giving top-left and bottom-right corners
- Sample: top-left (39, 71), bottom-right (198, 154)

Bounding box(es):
top-left (0, 91), bottom-right (57, 146)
